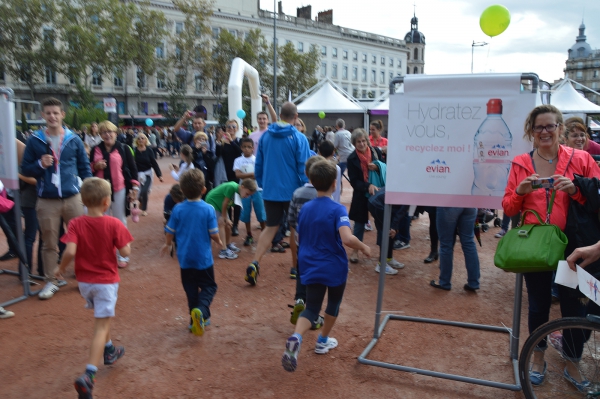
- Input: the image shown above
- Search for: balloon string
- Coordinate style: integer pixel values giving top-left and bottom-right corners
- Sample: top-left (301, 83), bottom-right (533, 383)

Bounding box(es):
top-left (484, 37), bottom-right (492, 73)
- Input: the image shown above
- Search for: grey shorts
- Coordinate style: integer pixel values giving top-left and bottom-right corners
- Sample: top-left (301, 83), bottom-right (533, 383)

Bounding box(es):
top-left (78, 282), bottom-right (119, 318)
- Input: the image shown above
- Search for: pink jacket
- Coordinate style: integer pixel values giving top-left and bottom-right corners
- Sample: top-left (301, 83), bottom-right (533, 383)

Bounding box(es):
top-left (502, 145), bottom-right (600, 230)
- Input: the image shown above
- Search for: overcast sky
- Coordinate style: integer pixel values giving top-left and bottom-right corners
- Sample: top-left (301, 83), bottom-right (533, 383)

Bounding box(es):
top-left (260, 0), bottom-right (599, 84)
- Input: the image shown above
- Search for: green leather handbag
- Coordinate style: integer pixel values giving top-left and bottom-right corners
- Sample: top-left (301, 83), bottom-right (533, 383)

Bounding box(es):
top-left (494, 191), bottom-right (568, 273)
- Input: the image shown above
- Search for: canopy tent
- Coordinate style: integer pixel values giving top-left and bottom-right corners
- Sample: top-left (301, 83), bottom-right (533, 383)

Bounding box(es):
top-left (294, 78), bottom-right (367, 130)
top-left (550, 79), bottom-right (600, 114)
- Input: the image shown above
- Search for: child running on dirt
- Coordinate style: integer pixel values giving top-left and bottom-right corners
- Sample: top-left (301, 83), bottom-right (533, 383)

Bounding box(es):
top-left (54, 177), bottom-right (134, 399)
top-left (160, 169), bottom-right (224, 336)
top-left (281, 160), bottom-right (370, 372)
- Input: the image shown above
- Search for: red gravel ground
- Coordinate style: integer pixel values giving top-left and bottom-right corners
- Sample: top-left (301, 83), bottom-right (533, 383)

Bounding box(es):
top-left (0, 156), bottom-right (550, 398)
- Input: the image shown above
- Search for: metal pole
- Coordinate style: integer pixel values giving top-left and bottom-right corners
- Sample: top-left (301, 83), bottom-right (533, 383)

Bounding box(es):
top-left (273, 0), bottom-right (277, 112)
top-left (471, 41), bottom-right (474, 74)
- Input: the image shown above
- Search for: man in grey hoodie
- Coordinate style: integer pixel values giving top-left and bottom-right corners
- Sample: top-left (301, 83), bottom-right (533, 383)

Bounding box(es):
top-left (245, 102), bottom-right (311, 286)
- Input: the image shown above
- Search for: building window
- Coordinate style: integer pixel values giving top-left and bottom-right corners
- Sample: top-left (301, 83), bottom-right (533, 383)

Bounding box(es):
top-left (361, 68), bottom-right (367, 82)
top-left (195, 74), bottom-right (203, 91)
top-left (593, 82), bottom-right (598, 89)
top-left (114, 70), bottom-right (123, 87)
top-left (389, 58), bottom-right (393, 67)
top-left (0, 64), bottom-right (5, 81)
top-left (212, 81), bottom-right (222, 94)
top-left (43, 28), bottom-right (55, 46)
top-left (176, 73), bottom-right (185, 90)
top-left (362, 89), bottom-right (366, 98)
top-left (156, 71), bottom-right (166, 89)
top-left (45, 66), bottom-right (56, 84)
top-left (321, 62), bottom-right (327, 77)
top-left (577, 62), bottom-right (584, 69)
top-left (332, 63), bottom-right (337, 78)
top-left (175, 46), bottom-right (182, 62)
top-left (137, 67), bottom-right (146, 88)
top-left (286, 39), bottom-right (292, 45)
top-left (352, 66), bottom-right (358, 81)
top-left (352, 88), bottom-right (359, 97)
top-left (371, 69), bottom-right (376, 82)
top-left (321, 45), bottom-right (327, 56)
top-left (342, 65), bottom-right (348, 79)
top-left (576, 71), bottom-right (583, 79)
top-left (343, 50), bottom-right (348, 60)
top-left (380, 70), bottom-right (385, 84)
top-left (414, 48), bottom-right (418, 60)
top-left (413, 66), bottom-right (419, 74)
top-left (381, 56), bottom-right (385, 65)
top-left (353, 51), bottom-right (358, 61)
top-left (298, 42), bottom-right (304, 52)
top-left (362, 53), bottom-right (367, 62)
top-left (578, 48), bottom-right (585, 57)
top-left (398, 60), bottom-right (402, 69)
top-left (156, 44), bottom-right (165, 59)
top-left (228, 29), bottom-right (237, 38)
top-left (212, 27), bottom-right (219, 38)
top-left (372, 55), bottom-right (376, 64)
top-left (332, 47), bottom-right (337, 58)
top-left (92, 68), bottom-right (102, 86)
top-left (158, 102), bottom-right (168, 113)
top-left (389, 72), bottom-right (393, 82)
top-left (342, 86), bottom-right (348, 93)
top-left (594, 71), bottom-right (599, 78)
top-left (176, 22), bottom-right (183, 34)
top-left (407, 66), bottom-right (410, 75)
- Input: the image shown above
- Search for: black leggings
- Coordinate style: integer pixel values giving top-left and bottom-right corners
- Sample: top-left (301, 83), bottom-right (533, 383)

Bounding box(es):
top-left (300, 282), bottom-right (346, 323)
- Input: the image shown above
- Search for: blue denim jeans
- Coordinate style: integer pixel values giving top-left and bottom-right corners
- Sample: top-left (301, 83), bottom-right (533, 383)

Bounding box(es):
top-left (436, 207), bottom-right (480, 289)
top-left (353, 222), bottom-right (365, 242)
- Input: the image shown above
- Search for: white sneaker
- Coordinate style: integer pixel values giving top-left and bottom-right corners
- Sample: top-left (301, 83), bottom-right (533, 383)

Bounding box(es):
top-left (375, 263), bottom-right (398, 275)
top-left (219, 249), bottom-right (238, 259)
top-left (494, 229), bottom-right (507, 238)
top-left (0, 307), bottom-right (15, 319)
top-left (315, 337), bottom-right (338, 354)
top-left (227, 243), bottom-right (241, 253)
top-left (38, 282), bottom-right (59, 300)
top-left (364, 221), bottom-right (373, 231)
top-left (387, 258), bottom-right (405, 269)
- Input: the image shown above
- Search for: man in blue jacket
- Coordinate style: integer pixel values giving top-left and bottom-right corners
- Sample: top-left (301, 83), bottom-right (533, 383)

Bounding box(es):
top-left (245, 102), bottom-right (311, 286)
top-left (21, 97), bottom-right (92, 300)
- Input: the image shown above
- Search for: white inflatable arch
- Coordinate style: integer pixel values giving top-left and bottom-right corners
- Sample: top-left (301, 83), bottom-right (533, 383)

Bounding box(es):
top-left (228, 57), bottom-right (262, 137)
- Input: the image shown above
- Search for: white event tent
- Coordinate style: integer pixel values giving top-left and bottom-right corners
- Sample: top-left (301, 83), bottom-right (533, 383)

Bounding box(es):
top-left (551, 79), bottom-right (600, 114)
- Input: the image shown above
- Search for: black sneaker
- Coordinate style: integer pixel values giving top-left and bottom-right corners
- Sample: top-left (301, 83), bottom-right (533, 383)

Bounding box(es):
top-left (243, 236), bottom-right (254, 246)
top-left (290, 267), bottom-right (297, 279)
top-left (103, 345), bottom-right (125, 365)
top-left (231, 226), bottom-right (239, 236)
top-left (245, 261), bottom-right (259, 285)
top-left (0, 251), bottom-right (16, 261)
top-left (74, 373), bottom-right (95, 399)
top-left (311, 315), bottom-right (325, 330)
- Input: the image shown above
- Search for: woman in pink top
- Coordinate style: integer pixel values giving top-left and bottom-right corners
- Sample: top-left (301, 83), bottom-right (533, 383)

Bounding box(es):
top-left (564, 117), bottom-right (600, 156)
top-left (91, 121), bottom-right (139, 267)
top-left (369, 120), bottom-right (388, 159)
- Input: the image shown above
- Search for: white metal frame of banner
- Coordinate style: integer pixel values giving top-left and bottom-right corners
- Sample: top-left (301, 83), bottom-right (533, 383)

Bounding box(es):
top-left (0, 87), bottom-right (42, 308)
top-left (357, 74), bottom-right (540, 392)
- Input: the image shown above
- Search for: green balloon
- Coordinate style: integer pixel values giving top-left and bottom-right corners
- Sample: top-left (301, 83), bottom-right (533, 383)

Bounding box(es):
top-left (318, 111), bottom-right (326, 119)
top-left (480, 5), bottom-right (511, 37)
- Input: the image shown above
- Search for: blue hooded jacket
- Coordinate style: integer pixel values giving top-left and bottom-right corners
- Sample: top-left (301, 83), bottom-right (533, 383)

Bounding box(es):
top-left (21, 128), bottom-right (92, 199)
top-left (255, 122), bottom-right (310, 201)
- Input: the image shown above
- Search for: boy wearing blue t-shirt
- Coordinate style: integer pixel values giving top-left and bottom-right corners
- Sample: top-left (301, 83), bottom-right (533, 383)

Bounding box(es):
top-left (160, 169), bottom-right (224, 336)
top-left (281, 160), bottom-right (370, 372)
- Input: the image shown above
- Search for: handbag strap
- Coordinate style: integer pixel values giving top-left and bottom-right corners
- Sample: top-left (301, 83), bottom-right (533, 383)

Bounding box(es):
top-left (520, 209), bottom-right (546, 226)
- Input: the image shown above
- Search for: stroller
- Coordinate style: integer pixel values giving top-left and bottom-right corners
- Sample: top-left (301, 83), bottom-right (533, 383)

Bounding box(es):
top-left (477, 208), bottom-right (501, 232)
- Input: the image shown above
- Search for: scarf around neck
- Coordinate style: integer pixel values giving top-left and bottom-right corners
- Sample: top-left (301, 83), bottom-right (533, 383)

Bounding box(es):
top-left (356, 146), bottom-right (372, 182)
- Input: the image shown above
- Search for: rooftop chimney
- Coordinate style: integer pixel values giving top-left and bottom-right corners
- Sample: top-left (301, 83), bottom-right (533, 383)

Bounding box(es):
top-left (297, 5), bottom-right (311, 20)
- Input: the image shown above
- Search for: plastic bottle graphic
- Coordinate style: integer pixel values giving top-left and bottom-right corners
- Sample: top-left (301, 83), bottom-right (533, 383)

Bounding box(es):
top-left (471, 99), bottom-right (512, 195)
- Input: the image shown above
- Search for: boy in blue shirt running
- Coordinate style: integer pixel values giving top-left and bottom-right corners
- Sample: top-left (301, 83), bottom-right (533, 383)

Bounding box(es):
top-left (281, 160), bottom-right (370, 372)
top-left (160, 169), bottom-right (224, 336)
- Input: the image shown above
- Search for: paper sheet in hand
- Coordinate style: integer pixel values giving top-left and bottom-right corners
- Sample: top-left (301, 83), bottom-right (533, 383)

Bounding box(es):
top-left (554, 260), bottom-right (579, 289)
top-left (234, 192), bottom-right (243, 208)
top-left (577, 266), bottom-right (600, 306)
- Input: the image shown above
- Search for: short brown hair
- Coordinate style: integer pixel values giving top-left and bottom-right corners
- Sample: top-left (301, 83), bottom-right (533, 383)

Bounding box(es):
top-left (179, 169), bottom-right (205, 199)
top-left (309, 160), bottom-right (337, 191)
top-left (240, 178), bottom-right (257, 192)
top-left (523, 104), bottom-right (564, 141)
top-left (305, 155), bottom-right (325, 176)
top-left (80, 177), bottom-right (112, 207)
top-left (41, 97), bottom-right (64, 111)
top-left (170, 184), bottom-right (185, 203)
top-left (351, 128), bottom-right (368, 146)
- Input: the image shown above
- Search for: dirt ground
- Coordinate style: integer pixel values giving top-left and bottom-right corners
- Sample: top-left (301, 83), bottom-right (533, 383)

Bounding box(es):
top-left (0, 156), bottom-right (555, 399)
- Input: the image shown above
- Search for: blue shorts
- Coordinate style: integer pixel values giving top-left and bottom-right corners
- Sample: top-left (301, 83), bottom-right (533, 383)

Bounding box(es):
top-left (240, 191), bottom-right (266, 223)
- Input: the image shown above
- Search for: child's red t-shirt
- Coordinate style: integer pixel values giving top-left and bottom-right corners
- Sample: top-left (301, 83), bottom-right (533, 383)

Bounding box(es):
top-left (62, 215), bottom-right (133, 284)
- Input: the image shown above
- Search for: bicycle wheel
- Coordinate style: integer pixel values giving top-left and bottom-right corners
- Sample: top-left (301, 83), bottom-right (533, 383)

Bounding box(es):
top-left (519, 316), bottom-right (600, 398)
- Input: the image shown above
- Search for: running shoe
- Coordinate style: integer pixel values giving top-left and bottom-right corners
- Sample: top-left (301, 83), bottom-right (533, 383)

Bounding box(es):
top-left (282, 335), bottom-right (301, 372)
top-left (103, 345), bottom-right (125, 365)
top-left (191, 308), bottom-right (205, 336)
top-left (375, 263), bottom-right (398, 275)
top-left (245, 261), bottom-right (259, 285)
top-left (387, 258), bottom-right (405, 269)
top-left (289, 299), bottom-right (305, 325)
top-left (243, 236), bottom-right (254, 246)
top-left (219, 249), bottom-right (238, 260)
top-left (74, 373), bottom-right (95, 399)
top-left (315, 337), bottom-right (338, 354)
top-left (227, 243), bottom-right (241, 253)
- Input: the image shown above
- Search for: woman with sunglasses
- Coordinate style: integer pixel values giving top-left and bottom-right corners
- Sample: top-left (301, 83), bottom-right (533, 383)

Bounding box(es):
top-left (216, 120), bottom-right (243, 235)
top-left (502, 104), bottom-right (600, 390)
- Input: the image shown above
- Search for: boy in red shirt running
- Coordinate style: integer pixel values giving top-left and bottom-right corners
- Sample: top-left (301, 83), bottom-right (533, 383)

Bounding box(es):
top-left (54, 177), bottom-right (133, 399)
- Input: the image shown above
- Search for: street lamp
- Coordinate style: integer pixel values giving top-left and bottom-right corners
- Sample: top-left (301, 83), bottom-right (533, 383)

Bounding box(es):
top-left (471, 41), bottom-right (488, 73)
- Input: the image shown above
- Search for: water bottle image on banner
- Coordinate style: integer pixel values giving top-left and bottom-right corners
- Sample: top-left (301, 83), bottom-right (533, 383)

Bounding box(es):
top-left (471, 99), bottom-right (512, 195)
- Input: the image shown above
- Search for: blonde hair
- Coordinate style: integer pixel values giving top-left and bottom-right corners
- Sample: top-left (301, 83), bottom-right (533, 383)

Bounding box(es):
top-left (80, 177), bottom-right (111, 207)
top-left (98, 121), bottom-right (118, 134)
top-left (134, 134), bottom-right (148, 147)
top-left (226, 119), bottom-right (239, 129)
top-left (194, 131), bottom-right (208, 142)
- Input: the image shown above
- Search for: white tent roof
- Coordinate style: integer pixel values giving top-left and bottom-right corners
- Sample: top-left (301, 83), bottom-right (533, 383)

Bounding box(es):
top-left (295, 80), bottom-right (365, 113)
top-left (551, 80), bottom-right (600, 114)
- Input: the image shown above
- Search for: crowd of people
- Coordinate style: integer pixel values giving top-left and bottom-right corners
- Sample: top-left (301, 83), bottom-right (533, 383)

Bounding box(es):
top-left (4, 96), bottom-right (600, 396)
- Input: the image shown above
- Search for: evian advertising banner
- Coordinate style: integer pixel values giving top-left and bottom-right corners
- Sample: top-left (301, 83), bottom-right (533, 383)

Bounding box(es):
top-left (385, 74), bottom-right (536, 209)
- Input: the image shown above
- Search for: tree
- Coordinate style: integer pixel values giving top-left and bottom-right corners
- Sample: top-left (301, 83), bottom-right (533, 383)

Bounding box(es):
top-left (270, 41), bottom-right (320, 105)
top-left (0, 0), bottom-right (61, 99)
top-left (21, 109), bottom-right (29, 132)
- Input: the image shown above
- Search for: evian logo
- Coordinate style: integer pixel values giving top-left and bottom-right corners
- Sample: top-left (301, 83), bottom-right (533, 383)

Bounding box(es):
top-left (488, 144), bottom-right (509, 157)
top-left (426, 159), bottom-right (450, 173)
